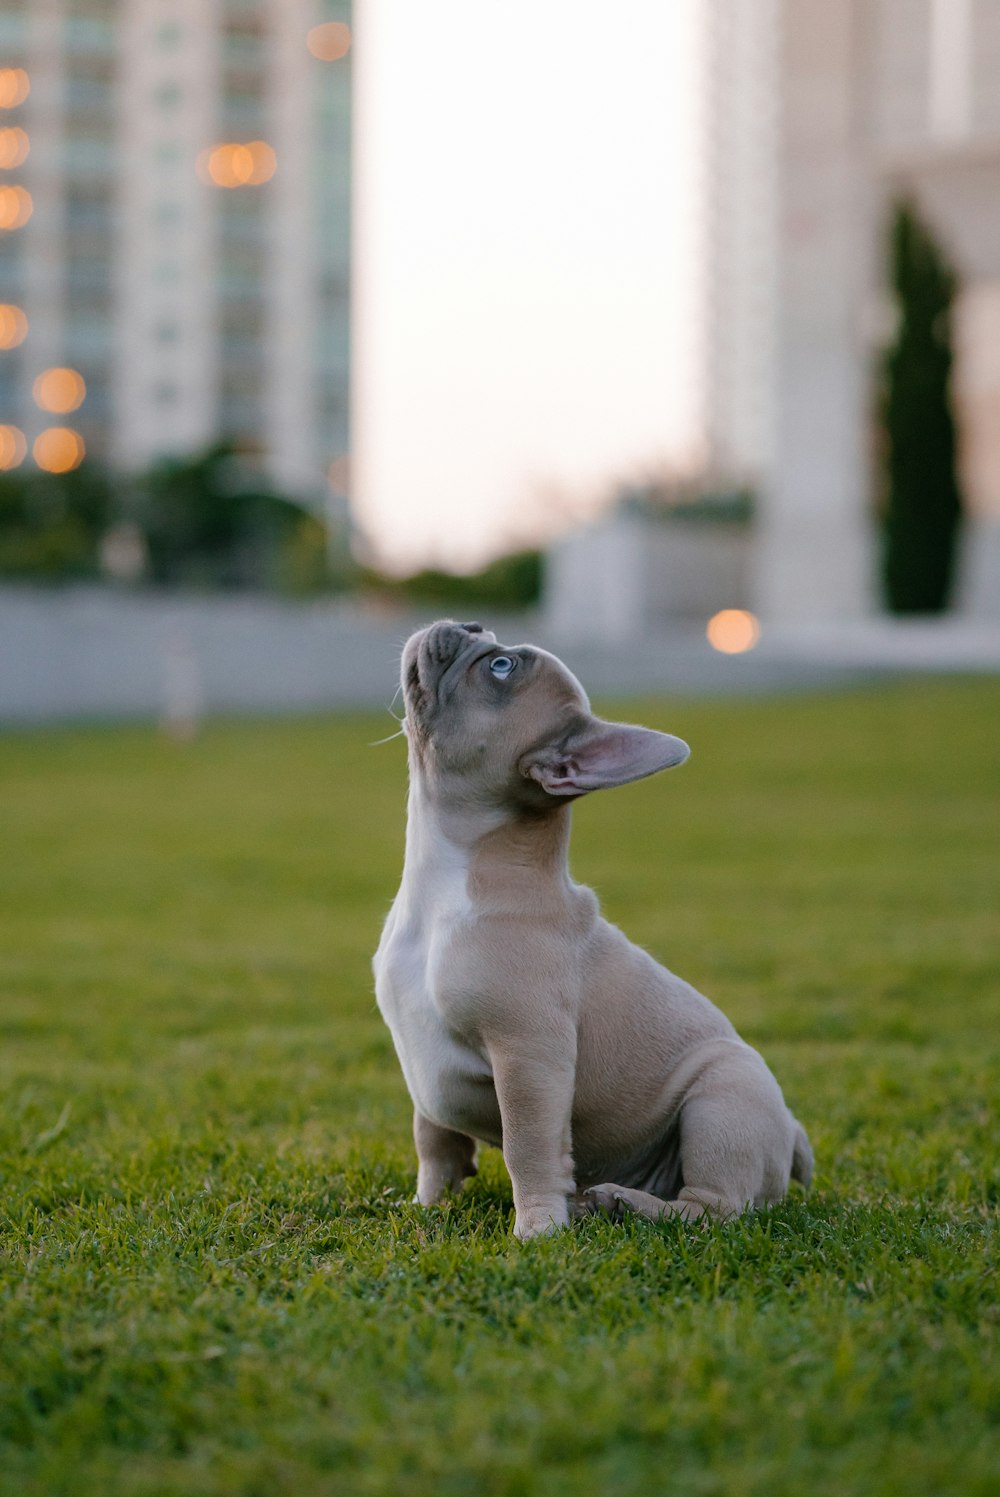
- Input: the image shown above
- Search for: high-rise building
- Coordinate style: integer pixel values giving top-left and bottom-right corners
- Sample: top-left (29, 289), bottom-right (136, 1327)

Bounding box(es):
top-left (0, 0), bottom-right (350, 513)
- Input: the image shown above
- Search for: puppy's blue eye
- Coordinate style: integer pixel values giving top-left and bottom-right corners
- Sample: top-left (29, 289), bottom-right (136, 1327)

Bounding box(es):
top-left (488, 654), bottom-right (517, 679)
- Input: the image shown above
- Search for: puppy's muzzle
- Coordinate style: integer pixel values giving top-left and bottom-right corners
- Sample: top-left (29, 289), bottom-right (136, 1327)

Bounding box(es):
top-left (421, 621), bottom-right (497, 692)
top-left (402, 622), bottom-right (499, 732)
top-left (425, 620), bottom-right (495, 665)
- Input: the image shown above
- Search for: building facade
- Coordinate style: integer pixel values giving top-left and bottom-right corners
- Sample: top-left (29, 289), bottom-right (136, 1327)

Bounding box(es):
top-left (546, 0), bottom-right (1000, 637)
top-left (763, 0), bottom-right (1000, 620)
top-left (0, 0), bottom-right (350, 512)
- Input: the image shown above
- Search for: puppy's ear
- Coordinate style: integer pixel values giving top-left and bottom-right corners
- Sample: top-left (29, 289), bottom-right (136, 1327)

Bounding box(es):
top-left (523, 720), bottom-right (689, 797)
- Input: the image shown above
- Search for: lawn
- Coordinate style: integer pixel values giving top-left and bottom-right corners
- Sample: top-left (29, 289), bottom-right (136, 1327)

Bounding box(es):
top-left (0, 678), bottom-right (997, 1496)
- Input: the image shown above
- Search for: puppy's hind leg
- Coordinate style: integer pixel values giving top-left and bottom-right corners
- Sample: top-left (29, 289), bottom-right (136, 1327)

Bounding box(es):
top-left (413, 1110), bottom-right (477, 1205)
top-left (586, 1047), bottom-right (802, 1226)
top-left (668, 1049), bottom-right (801, 1220)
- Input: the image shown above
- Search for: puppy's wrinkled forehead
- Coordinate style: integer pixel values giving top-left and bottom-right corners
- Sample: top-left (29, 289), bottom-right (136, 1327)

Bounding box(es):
top-left (401, 619), bottom-right (588, 747)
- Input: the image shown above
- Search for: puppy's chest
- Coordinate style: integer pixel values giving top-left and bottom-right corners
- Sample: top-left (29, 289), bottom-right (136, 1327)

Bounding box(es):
top-left (374, 858), bottom-right (497, 1134)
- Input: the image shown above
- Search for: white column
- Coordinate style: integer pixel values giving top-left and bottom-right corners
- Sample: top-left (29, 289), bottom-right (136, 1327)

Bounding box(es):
top-left (928, 0), bottom-right (973, 143)
top-left (757, 0), bottom-right (879, 623)
top-left (263, 0), bottom-right (319, 498)
top-left (703, 0), bottom-right (779, 484)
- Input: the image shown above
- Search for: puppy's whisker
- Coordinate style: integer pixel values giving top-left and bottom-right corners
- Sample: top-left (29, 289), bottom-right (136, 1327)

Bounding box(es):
top-left (369, 724), bottom-right (407, 747)
top-left (373, 685), bottom-right (407, 742)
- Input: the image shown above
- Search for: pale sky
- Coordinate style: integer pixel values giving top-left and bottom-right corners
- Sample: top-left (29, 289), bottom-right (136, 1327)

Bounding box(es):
top-left (352, 0), bottom-right (704, 573)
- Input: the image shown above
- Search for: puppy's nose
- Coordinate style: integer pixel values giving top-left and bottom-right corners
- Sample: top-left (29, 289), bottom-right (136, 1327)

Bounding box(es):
top-left (461, 621), bottom-right (484, 634)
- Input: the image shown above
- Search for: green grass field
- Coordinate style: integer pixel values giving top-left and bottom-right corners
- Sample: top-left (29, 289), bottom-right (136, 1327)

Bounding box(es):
top-left (1, 678), bottom-right (997, 1496)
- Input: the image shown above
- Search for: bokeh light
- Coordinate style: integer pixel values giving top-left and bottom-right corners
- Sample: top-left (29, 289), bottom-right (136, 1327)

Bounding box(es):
top-left (0, 125), bottom-right (29, 168)
top-left (706, 609), bottom-right (760, 655)
top-left (33, 367), bottom-right (87, 414)
top-left (0, 303), bottom-right (28, 348)
top-left (0, 184), bottom-right (33, 230)
top-left (33, 426), bottom-right (85, 473)
top-left (198, 141), bottom-right (277, 188)
top-left (0, 424), bottom-right (27, 470)
top-left (307, 22), bottom-right (352, 61)
top-left (0, 68), bottom-right (29, 109)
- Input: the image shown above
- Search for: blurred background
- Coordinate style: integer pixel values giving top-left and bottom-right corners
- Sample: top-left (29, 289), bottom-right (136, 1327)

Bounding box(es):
top-left (1, 0), bottom-right (999, 723)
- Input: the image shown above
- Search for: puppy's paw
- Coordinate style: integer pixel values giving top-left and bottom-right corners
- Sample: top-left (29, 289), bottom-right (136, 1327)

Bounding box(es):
top-left (415, 1161), bottom-right (476, 1207)
top-left (512, 1203), bottom-right (570, 1240)
top-left (584, 1184), bottom-right (706, 1223)
top-left (580, 1183), bottom-right (627, 1220)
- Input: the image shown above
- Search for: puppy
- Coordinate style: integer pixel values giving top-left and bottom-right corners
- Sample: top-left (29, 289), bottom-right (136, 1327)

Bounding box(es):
top-left (374, 620), bottom-right (812, 1240)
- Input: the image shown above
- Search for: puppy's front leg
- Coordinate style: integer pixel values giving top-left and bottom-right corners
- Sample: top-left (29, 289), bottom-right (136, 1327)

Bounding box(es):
top-left (413, 1110), bottom-right (477, 1205)
top-left (489, 1034), bottom-right (576, 1240)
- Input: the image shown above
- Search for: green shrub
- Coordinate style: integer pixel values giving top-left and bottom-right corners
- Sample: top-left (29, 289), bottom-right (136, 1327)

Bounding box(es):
top-left (363, 548), bottom-right (543, 612)
top-left (880, 201), bottom-right (963, 613)
top-left (0, 465), bottom-right (113, 580)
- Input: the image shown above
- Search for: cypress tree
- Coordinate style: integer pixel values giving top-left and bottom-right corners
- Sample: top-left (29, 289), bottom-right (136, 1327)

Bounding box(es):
top-left (881, 201), bottom-right (963, 613)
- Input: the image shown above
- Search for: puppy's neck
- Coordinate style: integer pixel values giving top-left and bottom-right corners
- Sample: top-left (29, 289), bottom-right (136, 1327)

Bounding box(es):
top-left (403, 774), bottom-right (574, 904)
top-left (404, 774), bottom-right (506, 855)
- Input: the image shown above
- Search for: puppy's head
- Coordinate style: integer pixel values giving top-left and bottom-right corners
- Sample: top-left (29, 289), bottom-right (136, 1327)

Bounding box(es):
top-left (401, 620), bottom-right (689, 810)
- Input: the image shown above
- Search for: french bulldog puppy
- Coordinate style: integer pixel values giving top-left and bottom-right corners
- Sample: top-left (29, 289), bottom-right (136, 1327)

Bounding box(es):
top-left (374, 621), bottom-right (812, 1240)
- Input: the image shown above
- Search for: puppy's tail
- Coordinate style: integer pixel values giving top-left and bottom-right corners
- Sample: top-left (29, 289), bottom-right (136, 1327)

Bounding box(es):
top-left (791, 1120), bottom-right (814, 1189)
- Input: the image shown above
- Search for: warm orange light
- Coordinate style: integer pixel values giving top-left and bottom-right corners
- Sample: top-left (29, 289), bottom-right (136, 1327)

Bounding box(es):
top-left (0, 184), bottom-right (33, 230)
top-left (0, 303), bottom-right (28, 348)
top-left (0, 68), bottom-right (30, 109)
top-left (33, 366), bottom-right (87, 414)
top-left (33, 426), bottom-right (85, 473)
top-left (0, 424), bottom-right (27, 470)
top-left (0, 126), bottom-right (29, 168)
top-left (307, 21), bottom-right (352, 61)
top-left (706, 609), bottom-right (760, 655)
top-left (199, 140), bottom-right (277, 188)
